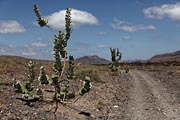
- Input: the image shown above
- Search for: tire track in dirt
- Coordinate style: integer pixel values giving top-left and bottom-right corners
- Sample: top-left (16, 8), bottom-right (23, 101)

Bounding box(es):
top-left (127, 70), bottom-right (180, 120)
top-left (138, 70), bottom-right (180, 119)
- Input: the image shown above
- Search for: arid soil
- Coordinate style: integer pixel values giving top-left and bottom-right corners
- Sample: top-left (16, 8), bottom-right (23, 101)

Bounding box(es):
top-left (0, 60), bottom-right (180, 119)
top-left (127, 70), bottom-right (180, 119)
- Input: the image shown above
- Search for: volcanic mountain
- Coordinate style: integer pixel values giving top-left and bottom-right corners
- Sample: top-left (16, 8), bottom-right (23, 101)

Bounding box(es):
top-left (149, 50), bottom-right (180, 62)
top-left (75, 55), bottom-right (110, 64)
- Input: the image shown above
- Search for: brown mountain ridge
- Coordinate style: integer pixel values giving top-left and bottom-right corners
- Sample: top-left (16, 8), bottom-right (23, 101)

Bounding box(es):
top-left (75, 55), bottom-right (110, 64)
top-left (149, 50), bottom-right (180, 62)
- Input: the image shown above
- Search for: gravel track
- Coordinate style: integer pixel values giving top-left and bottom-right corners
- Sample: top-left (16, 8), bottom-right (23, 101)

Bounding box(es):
top-left (127, 70), bottom-right (180, 120)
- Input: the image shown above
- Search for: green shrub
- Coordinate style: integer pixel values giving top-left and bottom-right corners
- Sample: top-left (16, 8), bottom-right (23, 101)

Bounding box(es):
top-left (110, 48), bottom-right (122, 72)
top-left (13, 4), bottom-right (92, 113)
top-left (75, 69), bottom-right (103, 83)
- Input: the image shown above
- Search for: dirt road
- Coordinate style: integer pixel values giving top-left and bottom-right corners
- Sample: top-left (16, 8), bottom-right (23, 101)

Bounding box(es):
top-left (125, 70), bottom-right (180, 120)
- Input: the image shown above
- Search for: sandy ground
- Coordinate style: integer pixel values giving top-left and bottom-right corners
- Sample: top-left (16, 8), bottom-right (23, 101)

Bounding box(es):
top-left (0, 65), bottom-right (180, 120)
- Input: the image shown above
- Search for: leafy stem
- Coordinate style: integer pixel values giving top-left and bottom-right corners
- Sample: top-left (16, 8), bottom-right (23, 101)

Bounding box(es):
top-left (12, 4), bottom-right (92, 114)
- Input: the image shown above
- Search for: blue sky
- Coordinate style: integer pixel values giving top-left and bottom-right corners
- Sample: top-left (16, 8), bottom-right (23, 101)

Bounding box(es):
top-left (0, 0), bottom-right (180, 60)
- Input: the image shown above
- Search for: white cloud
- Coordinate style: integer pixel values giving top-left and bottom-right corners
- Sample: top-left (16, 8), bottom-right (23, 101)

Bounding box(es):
top-left (96, 32), bottom-right (106, 35)
top-left (97, 44), bottom-right (108, 48)
top-left (24, 44), bottom-right (30, 48)
top-left (31, 42), bottom-right (46, 47)
top-left (36, 37), bottom-right (43, 41)
top-left (123, 36), bottom-right (130, 40)
top-left (9, 44), bottom-right (16, 48)
top-left (46, 9), bottom-right (99, 30)
top-left (144, 3), bottom-right (180, 20)
top-left (0, 48), bottom-right (6, 53)
top-left (50, 51), bottom-right (54, 54)
top-left (22, 51), bottom-right (36, 56)
top-left (0, 20), bottom-right (26, 34)
top-left (112, 18), bottom-right (156, 32)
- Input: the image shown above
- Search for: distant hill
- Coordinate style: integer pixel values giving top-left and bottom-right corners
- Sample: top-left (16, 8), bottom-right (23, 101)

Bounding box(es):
top-left (75, 55), bottom-right (110, 64)
top-left (0, 55), bottom-right (53, 75)
top-left (0, 55), bottom-right (110, 66)
top-left (0, 55), bottom-right (52, 63)
top-left (149, 50), bottom-right (180, 62)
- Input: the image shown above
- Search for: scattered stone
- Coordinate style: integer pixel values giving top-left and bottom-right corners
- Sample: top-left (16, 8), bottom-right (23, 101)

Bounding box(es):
top-left (113, 105), bottom-right (119, 108)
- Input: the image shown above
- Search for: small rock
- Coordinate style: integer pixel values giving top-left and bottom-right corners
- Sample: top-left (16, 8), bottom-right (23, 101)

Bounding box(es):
top-left (113, 105), bottom-right (119, 108)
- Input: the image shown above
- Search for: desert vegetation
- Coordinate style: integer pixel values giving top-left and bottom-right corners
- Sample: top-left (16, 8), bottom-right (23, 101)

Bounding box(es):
top-left (110, 48), bottom-right (122, 72)
top-left (12, 4), bottom-right (92, 114)
top-left (0, 2), bottom-right (180, 120)
top-left (1, 55), bottom-right (180, 119)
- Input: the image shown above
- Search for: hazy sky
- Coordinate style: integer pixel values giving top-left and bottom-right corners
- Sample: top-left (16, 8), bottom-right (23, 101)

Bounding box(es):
top-left (0, 0), bottom-right (180, 60)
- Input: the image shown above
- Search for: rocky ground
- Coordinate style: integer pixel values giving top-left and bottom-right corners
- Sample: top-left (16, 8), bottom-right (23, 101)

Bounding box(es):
top-left (0, 60), bottom-right (180, 119)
